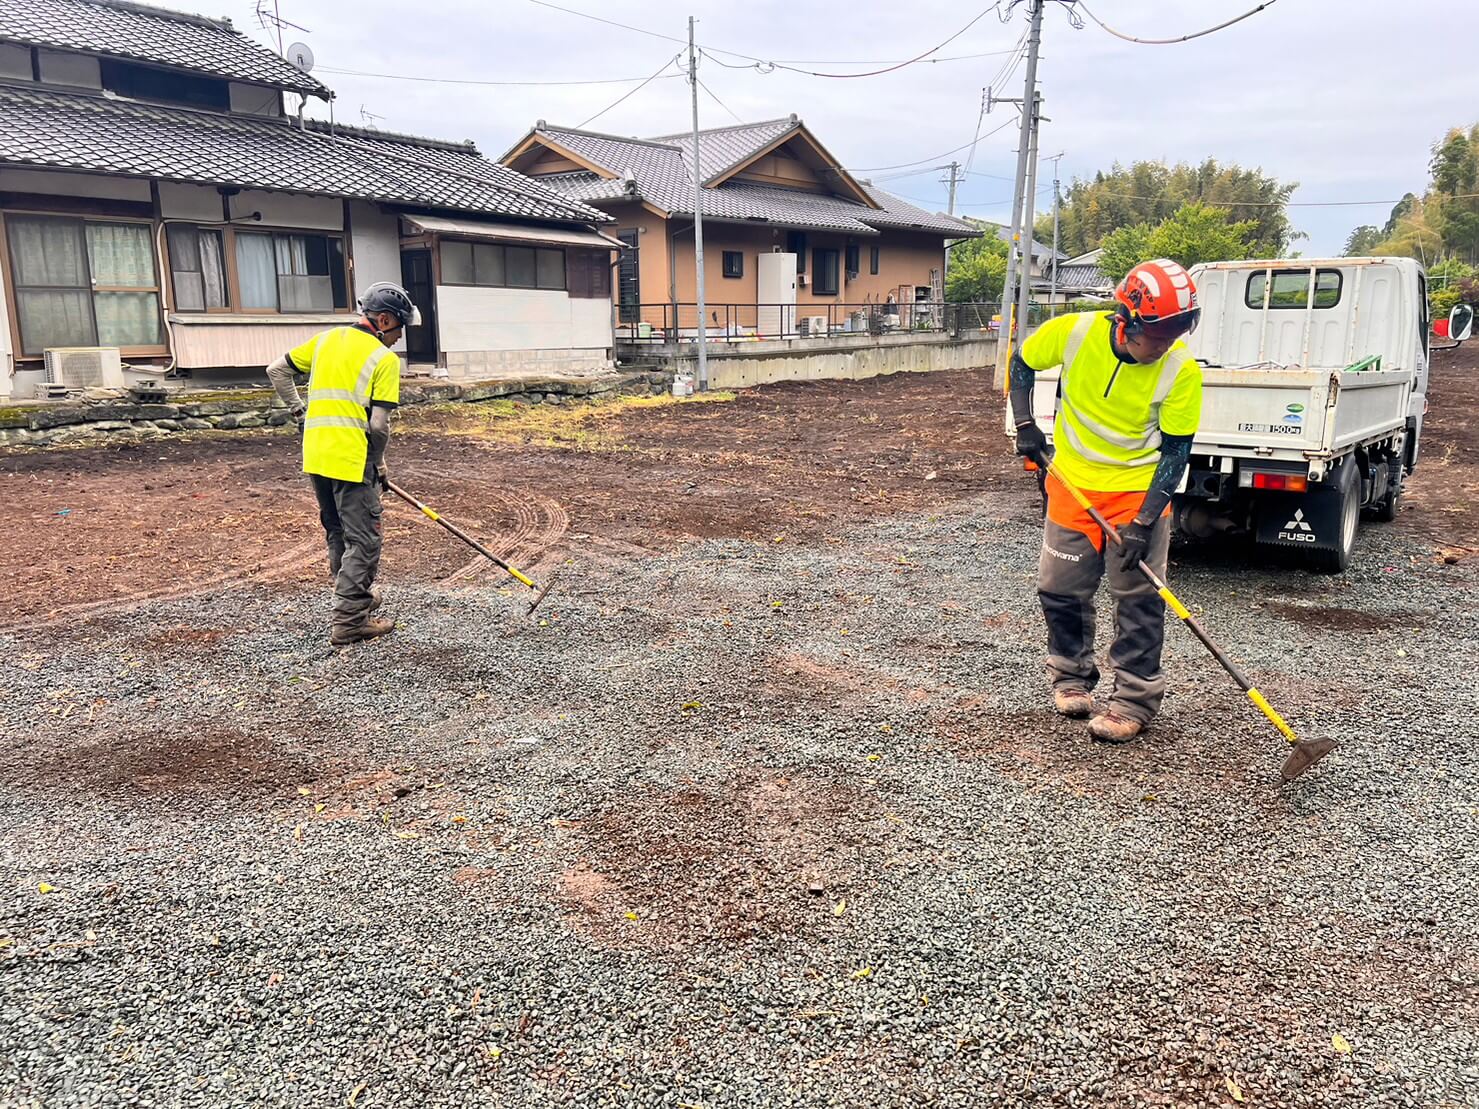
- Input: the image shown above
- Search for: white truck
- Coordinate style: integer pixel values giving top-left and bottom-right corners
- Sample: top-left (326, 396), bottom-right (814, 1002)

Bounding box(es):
top-left (1014, 257), bottom-right (1459, 572)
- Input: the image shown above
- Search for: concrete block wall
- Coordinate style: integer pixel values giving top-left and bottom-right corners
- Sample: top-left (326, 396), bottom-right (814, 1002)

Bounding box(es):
top-left (444, 348), bottom-right (613, 380)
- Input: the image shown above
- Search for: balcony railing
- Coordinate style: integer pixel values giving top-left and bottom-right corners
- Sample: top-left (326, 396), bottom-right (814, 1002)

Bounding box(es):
top-left (614, 301), bottom-right (1082, 344)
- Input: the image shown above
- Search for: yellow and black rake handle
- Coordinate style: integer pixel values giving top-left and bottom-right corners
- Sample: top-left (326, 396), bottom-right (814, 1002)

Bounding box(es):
top-left (385, 480), bottom-right (555, 613)
top-left (1033, 455), bottom-right (1336, 781)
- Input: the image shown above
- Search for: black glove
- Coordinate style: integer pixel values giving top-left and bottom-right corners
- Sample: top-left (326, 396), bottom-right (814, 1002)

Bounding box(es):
top-left (374, 463), bottom-right (389, 493)
top-left (291, 406), bottom-right (305, 432)
top-left (1116, 520), bottom-right (1154, 573)
top-left (1015, 420), bottom-right (1048, 462)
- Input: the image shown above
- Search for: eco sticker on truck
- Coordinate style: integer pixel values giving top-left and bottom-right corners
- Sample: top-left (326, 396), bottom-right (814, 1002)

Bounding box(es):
top-left (1278, 509), bottom-right (1317, 543)
top-left (1286, 403), bottom-right (1305, 414)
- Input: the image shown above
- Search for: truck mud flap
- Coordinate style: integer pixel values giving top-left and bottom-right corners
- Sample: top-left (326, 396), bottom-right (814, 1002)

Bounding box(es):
top-left (1254, 488), bottom-right (1344, 551)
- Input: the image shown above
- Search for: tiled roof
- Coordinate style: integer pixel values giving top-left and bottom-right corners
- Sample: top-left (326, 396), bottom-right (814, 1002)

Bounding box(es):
top-left (0, 85), bottom-right (612, 223)
top-left (0, 0), bottom-right (329, 96)
top-left (649, 117), bottom-right (798, 184)
top-left (1031, 263), bottom-right (1112, 292)
top-left (521, 122), bottom-right (979, 239)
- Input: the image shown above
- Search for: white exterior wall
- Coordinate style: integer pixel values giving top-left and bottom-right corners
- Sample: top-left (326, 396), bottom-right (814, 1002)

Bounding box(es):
top-left (436, 286), bottom-right (612, 378)
top-left (158, 180), bottom-right (224, 221)
top-left (348, 202), bottom-right (401, 293)
top-left (0, 168), bottom-right (151, 202)
top-left (37, 49), bottom-right (100, 88)
top-left (228, 82), bottom-right (282, 117)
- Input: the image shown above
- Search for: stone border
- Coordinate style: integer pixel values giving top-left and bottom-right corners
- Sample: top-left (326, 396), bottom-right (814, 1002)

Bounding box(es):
top-left (0, 371), bottom-right (674, 448)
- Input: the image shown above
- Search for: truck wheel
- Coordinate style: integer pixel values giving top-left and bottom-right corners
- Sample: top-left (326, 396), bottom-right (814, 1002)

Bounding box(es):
top-left (1307, 461), bottom-right (1360, 573)
top-left (1372, 459), bottom-right (1403, 522)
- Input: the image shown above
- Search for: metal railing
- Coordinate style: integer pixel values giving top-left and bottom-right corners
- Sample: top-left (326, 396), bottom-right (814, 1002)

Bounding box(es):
top-left (615, 301), bottom-right (1013, 344)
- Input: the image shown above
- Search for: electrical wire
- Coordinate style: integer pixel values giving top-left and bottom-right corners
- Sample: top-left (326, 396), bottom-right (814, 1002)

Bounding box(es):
top-left (575, 54), bottom-right (681, 129)
top-left (1078, 190), bottom-right (1479, 209)
top-left (316, 64), bottom-right (687, 87)
top-left (853, 117), bottom-right (1016, 172)
top-left (695, 75), bottom-right (745, 126)
top-left (1073, 0), bottom-right (1282, 46)
top-left (527, 0), bottom-right (1015, 79)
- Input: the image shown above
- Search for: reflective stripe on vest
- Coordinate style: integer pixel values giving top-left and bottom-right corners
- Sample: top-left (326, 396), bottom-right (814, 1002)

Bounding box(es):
top-left (302, 328), bottom-right (388, 482)
top-left (1057, 316), bottom-right (1190, 471)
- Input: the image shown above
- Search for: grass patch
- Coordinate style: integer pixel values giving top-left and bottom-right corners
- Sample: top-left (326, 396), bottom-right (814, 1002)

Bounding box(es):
top-left (401, 390), bottom-right (735, 451)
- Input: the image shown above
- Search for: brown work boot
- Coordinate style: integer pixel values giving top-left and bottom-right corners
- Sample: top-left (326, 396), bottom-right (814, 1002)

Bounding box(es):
top-left (1053, 687), bottom-right (1094, 719)
top-left (368, 586), bottom-right (383, 612)
top-left (1088, 711), bottom-right (1144, 743)
top-left (330, 616), bottom-right (395, 647)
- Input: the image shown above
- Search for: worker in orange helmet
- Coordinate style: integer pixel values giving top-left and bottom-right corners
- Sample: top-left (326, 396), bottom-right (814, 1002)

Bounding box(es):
top-left (1008, 259), bottom-right (1204, 742)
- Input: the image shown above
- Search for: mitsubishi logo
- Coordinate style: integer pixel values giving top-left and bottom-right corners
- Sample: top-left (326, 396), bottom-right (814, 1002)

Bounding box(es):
top-left (1278, 509), bottom-right (1317, 543)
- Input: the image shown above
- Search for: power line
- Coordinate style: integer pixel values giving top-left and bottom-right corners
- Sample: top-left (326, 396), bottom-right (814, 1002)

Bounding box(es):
top-left (853, 117), bottom-right (1017, 172)
top-left (695, 74), bottom-right (745, 126)
top-left (1074, 0), bottom-right (1282, 45)
top-left (526, 0), bottom-right (1015, 78)
top-left (316, 65), bottom-right (686, 88)
top-left (575, 54), bottom-right (681, 129)
top-left (1088, 190), bottom-right (1450, 209)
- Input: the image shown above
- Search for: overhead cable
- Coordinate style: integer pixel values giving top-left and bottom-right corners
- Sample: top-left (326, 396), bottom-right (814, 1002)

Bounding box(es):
top-left (854, 117), bottom-right (1016, 173)
top-left (575, 54), bottom-right (681, 129)
top-left (1074, 0), bottom-right (1282, 45)
top-left (317, 65), bottom-right (686, 87)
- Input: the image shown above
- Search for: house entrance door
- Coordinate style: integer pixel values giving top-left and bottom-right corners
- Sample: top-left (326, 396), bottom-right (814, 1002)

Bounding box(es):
top-left (400, 250), bottom-right (437, 363)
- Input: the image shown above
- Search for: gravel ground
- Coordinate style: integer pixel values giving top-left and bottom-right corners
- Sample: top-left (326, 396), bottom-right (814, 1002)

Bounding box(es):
top-left (3, 480), bottom-right (1476, 1109)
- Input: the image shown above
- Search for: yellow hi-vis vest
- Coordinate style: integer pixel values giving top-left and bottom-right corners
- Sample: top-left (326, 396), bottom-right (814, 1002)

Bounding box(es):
top-left (1020, 311), bottom-right (1202, 492)
top-left (288, 325), bottom-right (401, 483)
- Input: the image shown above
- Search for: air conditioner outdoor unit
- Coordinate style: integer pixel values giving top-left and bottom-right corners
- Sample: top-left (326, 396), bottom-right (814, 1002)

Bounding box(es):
top-left (44, 347), bottom-right (125, 390)
top-left (801, 315), bottom-right (829, 337)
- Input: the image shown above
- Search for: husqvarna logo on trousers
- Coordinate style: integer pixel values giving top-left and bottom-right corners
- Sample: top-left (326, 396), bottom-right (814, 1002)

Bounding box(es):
top-left (1279, 509), bottom-right (1317, 543)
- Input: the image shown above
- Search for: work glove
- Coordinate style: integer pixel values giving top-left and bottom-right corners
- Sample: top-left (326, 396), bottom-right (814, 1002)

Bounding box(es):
top-left (291, 406), bottom-right (305, 432)
top-left (1116, 520), bottom-right (1154, 573)
top-left (1014, 420), bottom-right (1048, 463)
top-left (374, 463), bottom-right (389, 493)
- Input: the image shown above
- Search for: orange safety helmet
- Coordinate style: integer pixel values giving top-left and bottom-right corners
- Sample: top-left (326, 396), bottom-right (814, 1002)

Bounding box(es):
top-left (1113, 258), bottom-right (1200, 344)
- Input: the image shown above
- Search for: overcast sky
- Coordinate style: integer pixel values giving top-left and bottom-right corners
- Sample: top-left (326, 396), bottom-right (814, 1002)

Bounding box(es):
top-left (213, 0), bottom-right (1476, 256)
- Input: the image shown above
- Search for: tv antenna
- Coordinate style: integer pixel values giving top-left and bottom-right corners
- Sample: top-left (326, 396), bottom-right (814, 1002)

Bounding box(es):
top-left (254, 0), bottom-right (309, 56)
top-left (359, 105), bottom-right (385, 127)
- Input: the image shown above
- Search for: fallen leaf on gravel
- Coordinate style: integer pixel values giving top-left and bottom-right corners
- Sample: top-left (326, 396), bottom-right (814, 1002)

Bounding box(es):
top-left (1225, 1076), bottom-right (1245, 1102)
top-left (866, 754), bottom-right (881, 763)
top-left (833, 900), bottom-right (846, 916)
top-left (878, 724), bottom-right (893, 733)
top-left (347, 1081), bottom-right (367, 1106)
top-left (773, 535), bottom-right (785, 543)
top-left (297, 787), bottom-right (311, 796)
top-left (486, 1047), bottom-right (502, 1060)
top-left (293, 824), bottom-right (305, 842)
top-left (314, 803), bottom-right (325, 814)
top-left (839, 628), bottom-right (850, 636)
top-left (0, 938), bottom-right (12, 949)
top-left (393, 831), bottom-right (420, 840)
top-left (851, 967), bottom-right (873, 980)
top-left (1141, 792), bottom-right (1158, 803)
top-left (1331, 1032), bottom-right (1352, 1054)
top-left (625, 911), bottom-right (639, 921)
top-left (681, 701), bottom-right (702, 712)
top-left (37, 882), bottom-right (56, 895)
top-left (451, 814), bottom-right (468, 825)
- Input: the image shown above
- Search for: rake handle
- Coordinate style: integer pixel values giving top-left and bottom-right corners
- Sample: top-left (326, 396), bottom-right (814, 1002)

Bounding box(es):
top-left (1032, 453), bottom-right (1300, 746)
top-left (384, 480), bottom-right (537, 589)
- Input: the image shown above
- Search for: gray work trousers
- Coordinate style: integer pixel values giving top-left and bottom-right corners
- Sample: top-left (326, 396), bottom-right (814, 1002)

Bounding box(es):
top-left (310, 474), bottom-right (383, 632)
top-left (1037, 513), bottom-right (1173, 724)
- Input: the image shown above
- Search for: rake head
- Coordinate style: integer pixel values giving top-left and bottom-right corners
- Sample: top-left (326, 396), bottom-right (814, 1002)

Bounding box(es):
top-left (1280, 737), bottom-right (1339, 782)
top-left (526, 574), bottom-right (559, 616)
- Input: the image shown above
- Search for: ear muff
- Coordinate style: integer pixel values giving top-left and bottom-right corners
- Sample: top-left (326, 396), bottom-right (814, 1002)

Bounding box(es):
top-left (1113, 304), bottom-right (1137, 346)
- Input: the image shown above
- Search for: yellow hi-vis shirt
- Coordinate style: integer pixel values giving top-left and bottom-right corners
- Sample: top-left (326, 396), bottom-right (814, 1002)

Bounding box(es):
top-left (288, 325), bottom-right (401, 483)
top-left (1020, 311), bottom-right (1202, 492)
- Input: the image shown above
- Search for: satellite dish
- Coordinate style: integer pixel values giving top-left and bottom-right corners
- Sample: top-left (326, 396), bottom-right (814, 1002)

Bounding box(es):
top-left (286, 42), bottom-right (314, 73)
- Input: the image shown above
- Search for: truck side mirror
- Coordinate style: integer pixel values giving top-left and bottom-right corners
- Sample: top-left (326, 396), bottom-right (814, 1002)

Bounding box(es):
top-left (1450, 303), bottom-right (1474, 342)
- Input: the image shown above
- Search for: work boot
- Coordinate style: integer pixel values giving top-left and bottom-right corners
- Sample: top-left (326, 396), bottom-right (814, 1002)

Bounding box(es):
top-left (1053, 687), bottom-right (1094, 719)
top-left (330, 616), bottom-right (395, 647)
top-left (1088, 711), bottom-right (1144, 743)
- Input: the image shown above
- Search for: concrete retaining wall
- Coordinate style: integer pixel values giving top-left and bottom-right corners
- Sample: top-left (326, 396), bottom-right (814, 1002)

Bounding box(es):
top-left (622, 333), bottom-right (998, 390)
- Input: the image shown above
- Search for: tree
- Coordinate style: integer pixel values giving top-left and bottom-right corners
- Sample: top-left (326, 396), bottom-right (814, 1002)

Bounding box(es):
top-left (945, 223), bottom-right (1009, 302)
top-left (1096, 203), bottom-right (1259, 283)
top-left (1343, 225), bottom-right (1383, 256)
top-left (1041, 158), bottom-right (1298, 258)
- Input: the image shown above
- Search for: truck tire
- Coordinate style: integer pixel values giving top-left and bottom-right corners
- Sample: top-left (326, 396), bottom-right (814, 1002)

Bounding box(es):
top-left (1372, 459), bottom-right (1403, 522)
top-left (1307, 461), bottom-right (1360, 573)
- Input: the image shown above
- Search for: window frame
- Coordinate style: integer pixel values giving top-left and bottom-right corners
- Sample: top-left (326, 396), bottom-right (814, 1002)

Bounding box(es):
top-left (870, 245), bottom-right (880, 276)
top-left (166, 224), bottom-right (230, 314)
top-left (812, 248), bottom-right (841, 296)
top-left (722, 250), bottom-right (744, 279)
top-left (845, 243), bottom-right (860, 278)
top-left (2, 211), bottom-right (167, 357)
top-left (787, 230), bottom-right (808, 273)
top-left (1245, 268), bottom-right (1344, 311)
top-left (437, 238), bottom-right (569, 292)
top-left (159, 223), bottom-right (349, 316)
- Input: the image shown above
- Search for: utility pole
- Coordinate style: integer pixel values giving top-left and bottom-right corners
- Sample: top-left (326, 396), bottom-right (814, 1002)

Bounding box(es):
top-left (992, 0), bottom-right (1044, 388)
top-left (1047, 152), bottom-right (1063, 308)
top-left (939, 161), bottom-right (963, 216)
top-left (688, 15), bottom-right (708, 391)
top-left (1012, 92), bottom-right (1042, 351)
